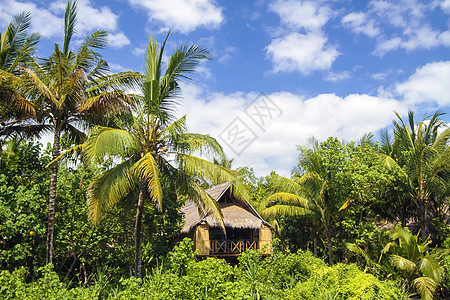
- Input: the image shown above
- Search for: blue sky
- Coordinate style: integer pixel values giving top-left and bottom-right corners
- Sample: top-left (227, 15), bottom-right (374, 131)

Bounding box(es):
top-left (1, 0), bottom-right (449, 176)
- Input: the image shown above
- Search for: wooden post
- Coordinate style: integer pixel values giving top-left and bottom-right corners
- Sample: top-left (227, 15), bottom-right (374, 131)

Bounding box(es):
top-left (259, 224), bottom-right (272, 254)
top-left (195, 221), bottom-right (210, 255)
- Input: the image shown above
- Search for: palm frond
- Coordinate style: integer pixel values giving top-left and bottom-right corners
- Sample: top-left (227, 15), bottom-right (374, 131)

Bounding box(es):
top-left (176, 132), bottom-right (226, 159)
top-left (265, 192), bottom-right (309, 208)
top-left (17, 66), bottom-right (58, 107)
top-left (260, 205), bottom-right (310, 218)
top-left (390, 254), bottom-right (416, 272)
top-left (131, 152), bottom-right (163, 210)
top-left (46, 143), bottom-right (84, 168)
top-left (74, 30), bottom-right (108, 72)
top-left (88, 158), bottom-right (136, 224)
top-left (177, 153), bottom-right (238, 184)
top-left (180, 178), bottom-right (225, 232)
top-left (346, 243), bottom-right (379, 268)
top-left (63, 0), bottom-right (77, 55)
top-left (268, 174), bottom-right (303, 195)
top-left (418, 256), bottom-right (444, 284)
top-left (412, 276), bottom-right (437, 300)
top-left (84, 126), bottom-right (140, 164)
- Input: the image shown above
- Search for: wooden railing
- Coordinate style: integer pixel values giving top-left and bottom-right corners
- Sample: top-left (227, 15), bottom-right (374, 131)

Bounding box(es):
top-left (210, 240), bottom-right (257, 254)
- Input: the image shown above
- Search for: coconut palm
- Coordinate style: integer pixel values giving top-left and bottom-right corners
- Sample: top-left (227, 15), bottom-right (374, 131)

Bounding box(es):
top-left (385, 111), bottom-right (450, 238)
top-left (0, 11), bottom-right (43, 141)
top-left (63, 32), bottom-right (243, 278)
top-left (261, 139), bottom-right (343, 265)
top-left (260, 174), bottom-right (316, 254)
top-left (4, 1), bottom-right (141, 264)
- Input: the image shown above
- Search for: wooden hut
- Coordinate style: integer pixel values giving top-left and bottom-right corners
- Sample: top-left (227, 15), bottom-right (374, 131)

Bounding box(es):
top-left (180, 182), bottom-right (273, 257)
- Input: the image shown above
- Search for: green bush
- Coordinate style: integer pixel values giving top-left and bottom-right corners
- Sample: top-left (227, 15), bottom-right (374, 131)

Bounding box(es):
top-left (285, 262), bottom-right (403, 300)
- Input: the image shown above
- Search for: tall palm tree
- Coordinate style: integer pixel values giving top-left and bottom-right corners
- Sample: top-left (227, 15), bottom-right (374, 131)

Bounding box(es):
top-left (0, 11), bottom-right (42, 141)
top-left (388, 111), bottom-right (449, 238)
top-left (64, 32), bottom-right (243, 278)
top-left (262, 139), bottom-right (344, 265)
top-left (6, 1), bottom-right (141, 264)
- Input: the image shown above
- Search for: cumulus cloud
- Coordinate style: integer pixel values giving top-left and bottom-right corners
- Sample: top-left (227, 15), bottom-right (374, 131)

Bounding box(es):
top-left (0, 0), bottom-right (130, 48)
top-left (49, 0), bottom-right (119, 34)
top-left (266, 32), bottom-right (339, 75)
top-left (177, 84), bottom-right (406, 177)
top-left (127, 0), bottom-right (223, 34)
top-left (341, 12), bottom-right (380, 37)
top-left (396, 61), bottom-right (450, 107)
top-left (269, 0), bottom-right (331, 32)
top-left (266, 0), bottom-right (339, 75)
top-left (108, 32), bottom-right (131, 48)
top-left (343, 0), bottom-right (450, 55)
top-left (132, 47), bottom-right (146, 57)
top-left (0, 0), bottom-right (62, 38)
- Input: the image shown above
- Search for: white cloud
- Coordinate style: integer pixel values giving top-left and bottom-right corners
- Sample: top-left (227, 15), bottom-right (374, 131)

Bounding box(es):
top-left (343, 0), bottom-right (450, 55)
top-left (441, 0), bottom-right (450, 12)
top-left (108, 63), bottom-right (128, 72)
top-left (373, 37), bottom-right (402, 55)
top-left (49, 0), bottom-right (119, 33)
top-left (267, 0), bottom-right (339, 75)
top-left (396, 61), bottom-right (450, 107)
top-left (132, 47), bottom-right (146, 57)
top-left (177, 84), bottom-right (406, 177)
top-left (218, 47), bottom-right (238, 64)
top-left (324, 71), bottom-right (351, 82)
top-left (266, 32), bottom-right (339, 75)
top-left (0, 0), bottom-right (129, 48)
top-left (269, 0), bottom-right (331, 32)
top-left (108, 32), bottom-right (130, 48)
top-left (128, 0), bottom-right (223, 34)
top-left (341, 12), bottom-right (380, 37)
top-left (371, 72), bottom-right (387, 81)
top-left (0, 0), bottom-right (62, 38)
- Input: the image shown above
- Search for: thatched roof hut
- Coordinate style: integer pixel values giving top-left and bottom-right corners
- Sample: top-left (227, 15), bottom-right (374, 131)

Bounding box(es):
top-left (180, 182), bottom-right (273, 257)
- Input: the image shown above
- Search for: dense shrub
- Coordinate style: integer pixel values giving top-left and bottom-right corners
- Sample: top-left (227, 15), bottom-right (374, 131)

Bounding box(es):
top-left (0, 244), bottom-right (405, 299)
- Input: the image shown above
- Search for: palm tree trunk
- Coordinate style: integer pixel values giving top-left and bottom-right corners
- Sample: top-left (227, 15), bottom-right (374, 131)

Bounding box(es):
top-left (419, 179), bottom-right (428, 240)
top-left (46, 125), bottom-right (61, 264)
top-left (325, 225), bottom-right (333, 265)
top-left (134, 181), bottom-right (145, 278)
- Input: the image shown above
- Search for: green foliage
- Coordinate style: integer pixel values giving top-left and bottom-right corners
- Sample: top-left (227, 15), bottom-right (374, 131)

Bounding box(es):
top-left (166, 237), bottom-right (197, 276)
top-left (0, 245), bottom-right (405, 299)
top-left (286, 262), bottom-right (402, 300)
top-left (0, 140), bottom-right (48, 272)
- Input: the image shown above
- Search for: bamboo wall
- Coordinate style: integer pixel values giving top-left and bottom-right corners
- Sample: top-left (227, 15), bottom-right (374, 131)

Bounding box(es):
top-left (195, 221), bottom-right (210, 255)
top-left (259, 224), bottom-right (272, 254)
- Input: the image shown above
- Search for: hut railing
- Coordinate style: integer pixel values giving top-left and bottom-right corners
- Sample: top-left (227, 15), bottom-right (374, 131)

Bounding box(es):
top-left (210, 240), bottom-right (257, 254)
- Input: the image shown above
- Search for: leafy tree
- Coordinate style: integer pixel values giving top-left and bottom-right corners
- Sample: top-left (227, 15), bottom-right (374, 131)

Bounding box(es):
top-left (0, 140), bottom-right (49, 275)
top-left (4, 1), bottom-right (141, 264)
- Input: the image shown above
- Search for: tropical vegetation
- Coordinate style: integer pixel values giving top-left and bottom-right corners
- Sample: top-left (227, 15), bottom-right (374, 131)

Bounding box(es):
top-left (0, 1), bottom-right (449, 299)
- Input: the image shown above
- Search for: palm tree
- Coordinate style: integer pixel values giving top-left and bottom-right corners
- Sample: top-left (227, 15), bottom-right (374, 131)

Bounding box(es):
top-left (64, 32), bottom-right (242, 278)
top-left (380, 225), bottom-right (448, 300)
top-left (260, 174), bottom-right (317, 255)
top-left (5, 1), bottom-right (141, 264)
top-left (262, 139), bottom-right (345, 265)
top-left (387, 111), bottom-right (450, 239)
top-left (0, 11), bottom-right (42, 141)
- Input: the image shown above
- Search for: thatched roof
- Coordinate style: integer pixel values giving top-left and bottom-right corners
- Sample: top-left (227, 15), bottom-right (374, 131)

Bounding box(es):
top-left (180, 182), bottom-right (271, 234)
